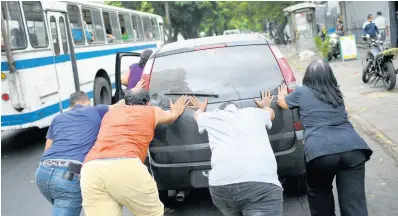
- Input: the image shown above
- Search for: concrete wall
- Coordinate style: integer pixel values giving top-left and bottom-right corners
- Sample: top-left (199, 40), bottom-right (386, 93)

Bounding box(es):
top-left (344, 1), bottom-right (391, 45)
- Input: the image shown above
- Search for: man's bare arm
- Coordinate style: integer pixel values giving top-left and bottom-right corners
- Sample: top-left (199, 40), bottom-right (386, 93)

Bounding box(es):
top-left (264, 107), bottom-right (275, 121)
top-left (121, 70), bottom-right (130, 87)
top-left (44, 139), bottom-right (53, 151)
top-left (154, 96), bottom-right (189, 125)
top-left (190, 97), bottom-right (208, 121)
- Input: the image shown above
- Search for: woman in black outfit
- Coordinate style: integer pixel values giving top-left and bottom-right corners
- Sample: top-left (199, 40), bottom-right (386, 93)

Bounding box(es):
top-left (276, 60), bottom-right (373, 216)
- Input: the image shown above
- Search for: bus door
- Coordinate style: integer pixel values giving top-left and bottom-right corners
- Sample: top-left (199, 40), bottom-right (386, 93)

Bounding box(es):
top-left (46, 11), bottom-right (75, 112)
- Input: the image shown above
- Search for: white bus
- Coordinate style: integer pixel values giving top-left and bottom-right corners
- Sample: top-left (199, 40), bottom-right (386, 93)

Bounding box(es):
top-left (1, 1), bottom-right (164, 130)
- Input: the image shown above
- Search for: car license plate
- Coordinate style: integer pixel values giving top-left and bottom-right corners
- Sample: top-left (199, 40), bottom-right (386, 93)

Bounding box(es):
top-left (190, 169), bottom-right (210, 188)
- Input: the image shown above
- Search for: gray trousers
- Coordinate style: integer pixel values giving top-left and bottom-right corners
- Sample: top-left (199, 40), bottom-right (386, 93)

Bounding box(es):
top-left (210, 182), bottom-right (283, 216)
top-left (379, 29), bottom-right (386, 42)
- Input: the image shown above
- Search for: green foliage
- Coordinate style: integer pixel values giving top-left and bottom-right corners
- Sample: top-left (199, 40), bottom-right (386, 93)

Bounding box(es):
top-left (314, 36), bottom-right (330, 58)
top-left (106, 1), bottom-right (298, 42)
top-left (314, 36), bottom-right (323, 52)
top-left (321, 36), bottom-right (330, 58)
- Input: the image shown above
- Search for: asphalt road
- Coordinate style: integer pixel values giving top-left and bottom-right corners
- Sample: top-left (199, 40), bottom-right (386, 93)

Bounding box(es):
top-left (0, 127), bottom-right (312, 216)
top-left (2, 120), bottom-right (398, 216)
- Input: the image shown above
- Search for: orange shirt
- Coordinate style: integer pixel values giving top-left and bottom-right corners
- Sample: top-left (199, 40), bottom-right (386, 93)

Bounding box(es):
top-left (84, 105), bottom-right (156, 163)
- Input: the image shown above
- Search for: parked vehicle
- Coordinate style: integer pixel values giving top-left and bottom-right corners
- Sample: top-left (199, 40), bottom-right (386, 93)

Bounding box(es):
top-left (362, 36), bottom-right (397, 90)
top-left (223, 29), bottom-right (240, 35)
top-left (114, 34), bottom-right (307, 200)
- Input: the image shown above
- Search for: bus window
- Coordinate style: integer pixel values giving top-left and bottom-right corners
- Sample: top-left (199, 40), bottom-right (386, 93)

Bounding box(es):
top-left (59, 16), bottom-right (69, 54)
top-left (131, 14), bottom-right (144, 41)
top-left (151, 17), bottom-right (160, 40)
top-left (103, 12), bottom-right (121, 43)
top-left (91, 10), bottom-right (105, 42)
top-left (118, 13), bottom-right (134, 41)
top-left (82, 8), bottom-right (105, 43)
top-left (22, 1), bottom-right (48, 48)
top-left (67, 4), bottom-right (85, 45)
top-left (110, 12), bottom-right (121, 41)
top-left (142, 16), bottom-right (153, 40)
top-left (49, 16), bottom-right (60, 56)
top-left (1, 1), bottom-right (27, 50)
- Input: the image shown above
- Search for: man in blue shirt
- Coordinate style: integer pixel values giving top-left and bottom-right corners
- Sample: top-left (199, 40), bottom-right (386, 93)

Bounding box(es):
top-left (35, 89), bottom-right (126, 216)
top-left (363, 14), bottom-right (380, 40)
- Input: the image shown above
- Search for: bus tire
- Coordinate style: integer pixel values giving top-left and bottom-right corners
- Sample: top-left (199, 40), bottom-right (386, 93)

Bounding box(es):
top-left (94, 77), bottom-right (112, 105)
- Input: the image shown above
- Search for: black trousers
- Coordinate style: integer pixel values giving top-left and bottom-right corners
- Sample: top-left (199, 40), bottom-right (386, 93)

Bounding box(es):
top-left (306, 150), bottom-right (368, 216)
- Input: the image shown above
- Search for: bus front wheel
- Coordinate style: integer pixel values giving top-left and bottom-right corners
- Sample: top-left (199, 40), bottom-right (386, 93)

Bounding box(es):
top-left (94, 77), bottom-right (112, 105)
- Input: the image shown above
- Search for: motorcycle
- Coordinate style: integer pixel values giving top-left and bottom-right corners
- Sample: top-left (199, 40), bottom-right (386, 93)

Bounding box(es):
top-left (362, 36), bottom-right (398, 90)
top-left (327, 31), bottom-right (344, 61)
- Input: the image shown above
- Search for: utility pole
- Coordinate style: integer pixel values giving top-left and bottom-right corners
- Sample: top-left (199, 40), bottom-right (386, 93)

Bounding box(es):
top-left (164, 1), bottom-right (172, 43)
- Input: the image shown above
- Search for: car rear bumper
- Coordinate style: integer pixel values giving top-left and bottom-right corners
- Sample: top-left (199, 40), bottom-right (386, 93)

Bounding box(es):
top-left (146, 139), bottom-right (305, 190)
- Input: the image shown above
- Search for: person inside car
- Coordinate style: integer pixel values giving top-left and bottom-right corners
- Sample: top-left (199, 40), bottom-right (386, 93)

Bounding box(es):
top-left (189, 92), bottom-right (283, 216)
top-left (121, 49), bottom-right (153, 90)
top-left (276, 60), bottom-right (373, 216)
top-left (80, 86), bottom-right (189, 216)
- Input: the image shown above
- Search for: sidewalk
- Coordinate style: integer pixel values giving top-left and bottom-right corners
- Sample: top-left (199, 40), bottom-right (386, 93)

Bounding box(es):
top-left (278, 44), bottom-right (398, 160)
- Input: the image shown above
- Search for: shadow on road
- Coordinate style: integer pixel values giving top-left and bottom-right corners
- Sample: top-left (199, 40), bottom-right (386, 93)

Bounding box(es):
top-left (1, 127), bottom-right (48, 154)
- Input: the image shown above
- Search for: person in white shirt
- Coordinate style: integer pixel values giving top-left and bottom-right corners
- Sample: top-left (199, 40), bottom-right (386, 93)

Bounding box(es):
top-left (189, 91), bottom-right (283, 216)
top-left (374, 11), bottom-right (389, 42)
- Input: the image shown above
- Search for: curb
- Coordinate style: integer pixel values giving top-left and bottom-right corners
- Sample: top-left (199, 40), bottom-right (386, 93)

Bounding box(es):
top-left (348, 112), bottom-right (398, 163)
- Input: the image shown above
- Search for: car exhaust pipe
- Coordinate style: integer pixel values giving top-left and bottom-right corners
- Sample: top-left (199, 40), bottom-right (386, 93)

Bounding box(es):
top-left (176, 191), bottom-right (185, 202)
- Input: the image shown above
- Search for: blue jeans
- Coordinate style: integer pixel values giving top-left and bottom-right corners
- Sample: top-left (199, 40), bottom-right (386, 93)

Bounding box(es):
top-left (210, 182), bottom-right (283, 216)
top-left (35, 165), bottom-right (82, 216)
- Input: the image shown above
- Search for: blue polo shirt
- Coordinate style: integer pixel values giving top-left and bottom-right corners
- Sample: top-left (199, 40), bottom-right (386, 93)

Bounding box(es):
top-left (40, 104), bottom-right (109, 163)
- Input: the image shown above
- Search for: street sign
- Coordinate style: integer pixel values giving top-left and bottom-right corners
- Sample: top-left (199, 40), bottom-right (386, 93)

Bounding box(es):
top-left (339, 35), bottom-right (358, 61)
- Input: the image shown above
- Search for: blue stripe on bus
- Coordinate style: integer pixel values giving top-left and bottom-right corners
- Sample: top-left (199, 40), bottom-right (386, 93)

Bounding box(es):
top-left (1, 43), bottom-right (157, 71)
top-left (1, 83), bottom-right (117, 127)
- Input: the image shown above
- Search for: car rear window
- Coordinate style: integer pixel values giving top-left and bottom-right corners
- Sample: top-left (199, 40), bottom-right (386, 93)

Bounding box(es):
top-left (149, 45), bottom-right (283, 103)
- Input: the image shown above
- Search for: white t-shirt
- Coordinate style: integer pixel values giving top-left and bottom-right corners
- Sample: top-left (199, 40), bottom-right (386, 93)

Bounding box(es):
top-left (197, 107), bottom-right (281, 188)
top-left (374, 16), bottom-right (387, 30)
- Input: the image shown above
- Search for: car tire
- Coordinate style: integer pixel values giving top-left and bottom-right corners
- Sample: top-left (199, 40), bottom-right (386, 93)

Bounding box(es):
top-left (283, 174), bottom-right (307, 196)
top-left (93, 77), bottom-right (112, 105)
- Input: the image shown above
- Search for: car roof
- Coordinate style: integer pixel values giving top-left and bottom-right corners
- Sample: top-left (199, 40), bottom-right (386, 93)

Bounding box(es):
top-left (156, 34), bottom-right (269, 57)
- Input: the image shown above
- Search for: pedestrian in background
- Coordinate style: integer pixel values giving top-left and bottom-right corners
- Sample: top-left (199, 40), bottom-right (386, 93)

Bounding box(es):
top-left (276, 60), bottom-right (373, 216)
top-left (363, 14), bottom-right (380, 40)
top-left (189, 92), bottom-right (283, 216)
top-left (35, 90), bottom-right (125, 216)
top-left (374, 11), bottom-right (389, 42)
top-left (80, 87), bottom-right (188, 216)
top-left (121, 49), bottom-right (153, 90)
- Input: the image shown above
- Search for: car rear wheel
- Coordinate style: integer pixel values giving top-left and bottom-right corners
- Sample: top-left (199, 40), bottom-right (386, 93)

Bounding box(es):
top-left (283, 174), bottom-right (307, 196)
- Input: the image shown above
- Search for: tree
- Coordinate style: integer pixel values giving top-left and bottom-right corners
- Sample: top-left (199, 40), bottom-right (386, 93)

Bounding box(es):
top-left (106, 1), bottom-right (298, 42)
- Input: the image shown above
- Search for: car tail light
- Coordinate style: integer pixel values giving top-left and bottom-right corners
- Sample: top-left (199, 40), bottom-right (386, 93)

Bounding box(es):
top-left (269, 45), bottom-right (296, 93)
top-left (142, 58), bottom-right (155, 91)
top-left (194, 43), bottom-right (226, 51)
top-left (294, 122), bottom-right (303, 131)
top-left (2, 93), bottom-right (10, 101)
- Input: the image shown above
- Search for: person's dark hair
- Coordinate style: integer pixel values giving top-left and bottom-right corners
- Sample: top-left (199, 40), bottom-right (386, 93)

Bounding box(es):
top-left (69, 91), bottom-right (89, 107)
top-left (124, 88), bottom-right (150, 105)
top-left (219, 102), bottom-right (238, 110)
top-left (121, 27), bottom-right (126, 34)
top-left (377, 11), bottom-right (382, 16)
top-left (338, 20), bottom-right (342, 24)
top-left (367, 14), bottom-right (373, 20)
top-left (138, 49), bottom-right (153, 67)
top-left (302, 60), bottom-right (344, 108)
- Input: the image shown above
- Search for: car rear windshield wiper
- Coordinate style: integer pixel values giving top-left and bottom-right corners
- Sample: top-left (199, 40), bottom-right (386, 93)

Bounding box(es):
top-left (164, 92), bottom-right (219, 98)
